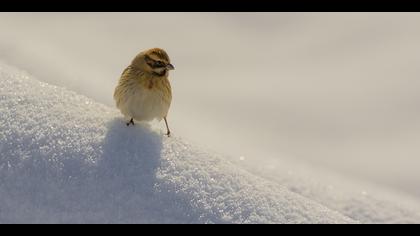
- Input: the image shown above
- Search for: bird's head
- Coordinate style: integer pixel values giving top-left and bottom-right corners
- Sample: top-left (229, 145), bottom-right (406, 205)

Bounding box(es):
top-left (131, 48), bottom-right (175, 77)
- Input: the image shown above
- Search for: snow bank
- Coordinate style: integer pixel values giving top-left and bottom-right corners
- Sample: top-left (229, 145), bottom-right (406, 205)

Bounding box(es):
top-left (0, 63), bottom-right (356, 223)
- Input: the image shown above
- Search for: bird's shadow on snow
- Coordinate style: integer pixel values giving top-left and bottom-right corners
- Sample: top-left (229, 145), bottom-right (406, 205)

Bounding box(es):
top-left (98, 118), bottom-right (163, 194)
top-left (0, 118), bottom-right (202, 223)
top-left (87, 118), bottom-right (168, 223)
top-left (89, 118), bottom-right (199, 223)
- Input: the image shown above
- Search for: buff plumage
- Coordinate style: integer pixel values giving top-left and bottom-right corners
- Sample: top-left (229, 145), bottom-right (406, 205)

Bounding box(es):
top-left (114, 48), bottom-right (174, 136)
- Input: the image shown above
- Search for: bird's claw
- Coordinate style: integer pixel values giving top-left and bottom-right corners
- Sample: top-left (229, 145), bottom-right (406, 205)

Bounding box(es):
top-left (126, 118), bottom-right (135, 126)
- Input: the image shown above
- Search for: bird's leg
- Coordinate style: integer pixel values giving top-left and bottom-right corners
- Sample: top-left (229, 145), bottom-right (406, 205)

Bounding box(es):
top-left (164, 117), bottom-right (171, 137)
top-left (126, 118), bottom-right (135, 126)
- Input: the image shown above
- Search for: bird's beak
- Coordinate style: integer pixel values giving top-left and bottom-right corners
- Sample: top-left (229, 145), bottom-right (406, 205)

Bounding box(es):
top-left (166, 63), bottom-right (175, 70)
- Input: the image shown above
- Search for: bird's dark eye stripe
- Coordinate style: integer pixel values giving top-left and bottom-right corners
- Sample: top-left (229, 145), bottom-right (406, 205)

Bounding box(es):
top-left (155, 61), bottom-right (165, 66)
top-left (145, 55), bottom-right (167, 68)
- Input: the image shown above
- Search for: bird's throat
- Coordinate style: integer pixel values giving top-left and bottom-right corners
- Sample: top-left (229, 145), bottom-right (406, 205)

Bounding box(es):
top-left (153, 70), bottom-right (167, 77)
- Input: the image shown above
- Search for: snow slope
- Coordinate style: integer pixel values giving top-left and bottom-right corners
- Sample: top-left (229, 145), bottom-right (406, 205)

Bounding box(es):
top-left (0, 63), bottom-right (360, 223)
top-left (2, 13), bottom-right (420, 224)
top-left (3, 13), bottom-right (420, 197)
top-left (2, 62), bottom-right (420, 223)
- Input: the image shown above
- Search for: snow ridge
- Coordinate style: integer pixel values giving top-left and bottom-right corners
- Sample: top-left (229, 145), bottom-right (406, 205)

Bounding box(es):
top-left (0, 63), bottom-right (356, 223)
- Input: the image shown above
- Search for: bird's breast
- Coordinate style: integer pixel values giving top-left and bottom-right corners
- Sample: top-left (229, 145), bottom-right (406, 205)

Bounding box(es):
top-left (117, 76), bottom-right (172, 121)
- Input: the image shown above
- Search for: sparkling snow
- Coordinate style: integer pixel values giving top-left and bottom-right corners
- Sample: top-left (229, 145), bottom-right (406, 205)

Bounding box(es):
top-left (0, 63), bottom-right (355, 223)
top-left (1, 63), bottom-right (420, 223)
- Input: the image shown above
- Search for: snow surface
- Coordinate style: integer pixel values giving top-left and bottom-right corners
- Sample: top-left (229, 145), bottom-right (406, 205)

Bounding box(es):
top-left (2, 62), bottom-right (420, 224)
top-left (2, 13), bottom-right (420, 197)
top-left (0, 63), bottom-right (358, 224)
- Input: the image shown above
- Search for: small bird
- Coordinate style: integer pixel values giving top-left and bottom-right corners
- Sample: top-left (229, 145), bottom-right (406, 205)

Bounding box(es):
top-left (114, 48), bottom-right (175, 136)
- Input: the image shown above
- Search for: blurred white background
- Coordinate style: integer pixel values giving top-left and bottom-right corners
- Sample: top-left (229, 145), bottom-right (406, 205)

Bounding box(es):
top-left (1, 12), bottom-right (420, 197)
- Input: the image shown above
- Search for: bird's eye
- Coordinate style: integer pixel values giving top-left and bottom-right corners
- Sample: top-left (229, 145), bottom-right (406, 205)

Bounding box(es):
top-left (155, 61), bottom-right (164, 67)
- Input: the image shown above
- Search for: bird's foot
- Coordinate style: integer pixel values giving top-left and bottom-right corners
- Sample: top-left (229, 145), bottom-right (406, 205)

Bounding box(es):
top-left (126, 118), bottom-right (135, 126)
top-left (166, 130), bottom-right (171, 137)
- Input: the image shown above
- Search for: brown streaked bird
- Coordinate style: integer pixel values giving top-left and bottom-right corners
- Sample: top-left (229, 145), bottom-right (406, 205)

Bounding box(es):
top-left (114, 48), bottom-right (175, 136)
